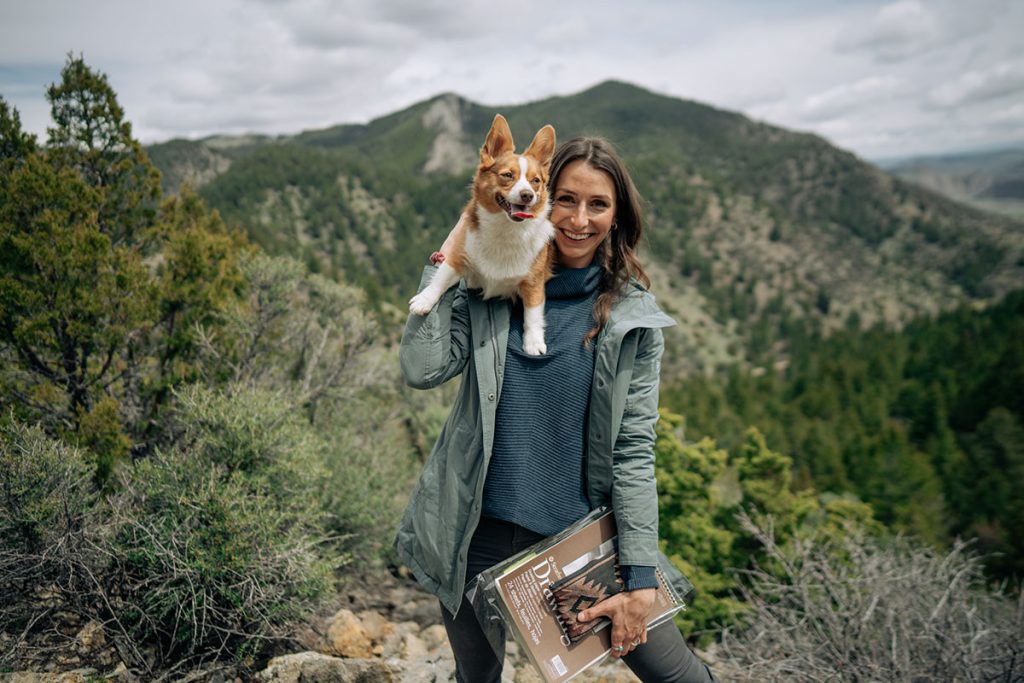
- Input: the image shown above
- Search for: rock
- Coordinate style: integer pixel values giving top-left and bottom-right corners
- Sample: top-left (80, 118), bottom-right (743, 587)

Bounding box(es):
top-left (389, 593), bottom-right (443, 627)
top-left (326, 609), bottom-right (375, 659)
top-left (379, 621), bottom-right (420, 659)
top-left (385, 654), bottom-right (456, 683)
top-left (513, 663), bottom-right (545, 683)
top-left (400, 633), bottom-right (429, 660)
top-left (255, 652), bottom-right (397, 682)
top-left (356, 610), bottom-right (394, 644)
top-left (419, 624), bottom-right (448, 652)
top-left (74, 622), bottom-right (105, 652)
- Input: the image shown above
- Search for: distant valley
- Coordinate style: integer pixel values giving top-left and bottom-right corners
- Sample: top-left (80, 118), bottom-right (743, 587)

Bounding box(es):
top-left (881, 147), bottom-right (1024, 220)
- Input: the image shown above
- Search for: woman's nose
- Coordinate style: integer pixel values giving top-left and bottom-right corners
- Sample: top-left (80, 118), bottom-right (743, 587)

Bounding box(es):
top-left (572, 204), bottom-right (588, 227)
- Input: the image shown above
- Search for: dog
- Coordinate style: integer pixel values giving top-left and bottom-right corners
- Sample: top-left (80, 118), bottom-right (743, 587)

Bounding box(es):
top-left (409, 114), bottom-right (556, 355)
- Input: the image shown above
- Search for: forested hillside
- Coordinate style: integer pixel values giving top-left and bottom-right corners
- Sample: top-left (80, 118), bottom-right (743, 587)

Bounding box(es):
top-left (665, 291), bottom-right (1024, 578)
top-left (148, 81), bottom-right (1024, 377)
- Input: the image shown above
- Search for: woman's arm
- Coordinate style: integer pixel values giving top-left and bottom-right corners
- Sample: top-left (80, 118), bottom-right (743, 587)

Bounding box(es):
top-left (577, 325), bottom-right (665, 657)
top-left (399, 263), bottom-right (472, 389)
top-left (611, 325), bottom-right (664, 567)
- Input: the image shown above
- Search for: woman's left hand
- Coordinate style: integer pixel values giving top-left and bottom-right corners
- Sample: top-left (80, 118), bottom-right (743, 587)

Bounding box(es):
top-left (576, 588), bottom-right (656, 658)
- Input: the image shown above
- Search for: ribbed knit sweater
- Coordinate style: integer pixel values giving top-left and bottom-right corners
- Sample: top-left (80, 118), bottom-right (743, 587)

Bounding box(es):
top-left (482, 264), bottom-right (658, 591)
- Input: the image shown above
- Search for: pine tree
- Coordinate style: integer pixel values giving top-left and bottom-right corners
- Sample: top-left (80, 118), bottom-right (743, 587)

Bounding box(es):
top-left (0, 57), bottom-right (242, 479)
top-left (45, 54), bottom-right (160, 247)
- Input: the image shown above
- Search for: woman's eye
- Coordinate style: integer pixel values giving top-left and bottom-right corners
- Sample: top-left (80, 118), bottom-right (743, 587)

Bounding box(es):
top-left (556, 195), bottom-right (575, 205)
top-left (593, 201), bottom-right (608, 210)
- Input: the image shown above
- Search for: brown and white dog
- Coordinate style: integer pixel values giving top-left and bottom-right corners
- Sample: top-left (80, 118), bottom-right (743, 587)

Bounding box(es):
top-left (409, 114), bottom-right (556, 355)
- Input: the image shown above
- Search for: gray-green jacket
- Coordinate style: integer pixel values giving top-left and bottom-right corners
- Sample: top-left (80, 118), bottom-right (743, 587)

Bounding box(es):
top-left (397, 265), bottom-right (678, 616)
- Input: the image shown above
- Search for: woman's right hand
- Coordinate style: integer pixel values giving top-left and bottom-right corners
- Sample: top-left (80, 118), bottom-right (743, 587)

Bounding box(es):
top-left (431, 213), bottom-right (466, 265)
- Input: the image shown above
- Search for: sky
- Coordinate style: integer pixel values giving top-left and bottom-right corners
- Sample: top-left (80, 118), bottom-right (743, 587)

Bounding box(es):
top-left (1, 0), bottom-right (1022, 161)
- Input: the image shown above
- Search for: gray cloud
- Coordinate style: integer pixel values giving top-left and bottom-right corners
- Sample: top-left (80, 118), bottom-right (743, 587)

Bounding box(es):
top-left (927, 61), bottom-right (1024, 109)
top-left (836, 0), bottom-right (1001, 63)
top-left (1, 0), bottom-right (1021, 158)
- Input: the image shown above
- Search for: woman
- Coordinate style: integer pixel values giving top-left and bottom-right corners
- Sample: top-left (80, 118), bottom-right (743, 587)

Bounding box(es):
top-left (398, 137), bottom-right (717, 682)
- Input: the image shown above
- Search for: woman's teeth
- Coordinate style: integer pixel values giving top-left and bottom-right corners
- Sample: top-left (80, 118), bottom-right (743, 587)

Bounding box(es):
top-left (561, 229), bottom-right (592, 241)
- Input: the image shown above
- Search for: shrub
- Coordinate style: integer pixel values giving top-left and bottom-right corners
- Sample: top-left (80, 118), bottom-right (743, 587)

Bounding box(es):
top-left (0, 417), bottom-right (93, 552)
top-left (718, 512), bottom-right (1024, 682)
top-left (104, 384), bottom-right (334, 667)
top-left (0, 417), bottom-right (99, 667)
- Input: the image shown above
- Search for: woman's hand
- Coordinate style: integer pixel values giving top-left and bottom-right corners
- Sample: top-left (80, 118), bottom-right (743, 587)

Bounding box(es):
top-left (576, 588), bottom-right (656, 658)
top-left (430, 213), bottom-right (466, 265)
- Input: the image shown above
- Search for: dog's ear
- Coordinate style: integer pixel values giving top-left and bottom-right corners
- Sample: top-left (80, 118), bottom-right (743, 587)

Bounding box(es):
top-left (480, 114), bottom-right (514, 166)
top-left (524, 125), bottom-right (556, 167)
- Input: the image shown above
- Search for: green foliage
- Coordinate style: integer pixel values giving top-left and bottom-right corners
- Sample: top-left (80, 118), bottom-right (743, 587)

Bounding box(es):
top-left (108, 384), bottom-right (333, 664)
top-left (46, 54), bottom-right (161, 247)
top-left (655, 411), bottom-right (883, 642)
top-left (656, 413), bottom-right (744, 637)
top-left (76, 395), bottom-right (132, 484)
top-left (0, 150), bottom-right (157, 439)
top-left (664, 290), bottom-right (1024, 578)
top-left (0, 57), bottom-right (416, 675)
top-left (0, 416), bottom-right (93, 553)
top-left (0, 97), bottom-right (37, 168)
top-left (0, 58), bottom-right (250, 482)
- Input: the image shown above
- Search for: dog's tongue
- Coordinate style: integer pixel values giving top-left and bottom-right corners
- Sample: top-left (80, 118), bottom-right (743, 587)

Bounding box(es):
top-left (512, 211), bottom-right (534, 220)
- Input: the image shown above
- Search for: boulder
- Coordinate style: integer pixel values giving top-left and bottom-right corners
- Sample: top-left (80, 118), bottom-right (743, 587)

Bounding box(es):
top-left (255, 652), bottom-right (397, 682)
top-left (356, 610), bottom-right (395, 644)
top-left (326, 609), bottom-right (375, 659)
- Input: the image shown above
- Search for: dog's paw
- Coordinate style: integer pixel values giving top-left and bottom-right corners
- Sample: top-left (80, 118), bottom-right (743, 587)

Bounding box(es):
top-left (408, 292), bottom-right (436, 316)
top-left (522, 333), bottom-right (547, 356)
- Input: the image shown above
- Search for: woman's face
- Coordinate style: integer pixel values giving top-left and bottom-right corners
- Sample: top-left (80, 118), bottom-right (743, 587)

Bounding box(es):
top-left (550, 160), bottom-right (617, 268)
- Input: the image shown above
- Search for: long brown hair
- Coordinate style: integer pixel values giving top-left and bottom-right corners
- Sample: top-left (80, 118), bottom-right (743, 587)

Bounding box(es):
top-left (548, 137), bottom-right (650, 346)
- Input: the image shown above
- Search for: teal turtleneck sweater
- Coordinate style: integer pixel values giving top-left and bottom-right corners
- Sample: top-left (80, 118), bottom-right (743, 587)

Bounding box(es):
top-left (482, 264), bottom-right (658, 591)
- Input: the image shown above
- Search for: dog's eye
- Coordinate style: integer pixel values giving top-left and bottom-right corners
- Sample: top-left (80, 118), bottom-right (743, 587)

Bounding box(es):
top-left (531, 177), bottom-right (541, 185)
top-left (501, 171), bottom-right (515, 180)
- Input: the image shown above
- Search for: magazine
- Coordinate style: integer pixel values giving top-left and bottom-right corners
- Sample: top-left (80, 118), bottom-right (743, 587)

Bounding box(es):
top-left (465, 508), bottom-right (687, 683)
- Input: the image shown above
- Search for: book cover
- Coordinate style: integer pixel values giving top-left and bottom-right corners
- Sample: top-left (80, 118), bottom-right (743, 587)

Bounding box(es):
top-left (484, 510), bottom-right (683, 683)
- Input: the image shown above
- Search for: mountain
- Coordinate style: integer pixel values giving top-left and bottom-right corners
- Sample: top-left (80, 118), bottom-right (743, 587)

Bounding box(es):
top-left (881, 147), bottom-right (1024, 220)
top-left (146, 81), bottom-right (1024, 377)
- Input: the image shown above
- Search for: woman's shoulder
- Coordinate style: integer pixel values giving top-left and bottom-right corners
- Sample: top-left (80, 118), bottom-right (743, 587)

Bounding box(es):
top-left (609, 279), bottom-right (676, 329)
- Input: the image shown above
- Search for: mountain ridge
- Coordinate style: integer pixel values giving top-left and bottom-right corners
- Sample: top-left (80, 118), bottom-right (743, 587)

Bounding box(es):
top-left (145, 80), bottom-right (1024, 376)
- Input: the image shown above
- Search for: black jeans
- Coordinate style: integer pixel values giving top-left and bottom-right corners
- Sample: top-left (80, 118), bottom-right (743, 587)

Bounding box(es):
top-left (441, 517), bottom-right (718, 683)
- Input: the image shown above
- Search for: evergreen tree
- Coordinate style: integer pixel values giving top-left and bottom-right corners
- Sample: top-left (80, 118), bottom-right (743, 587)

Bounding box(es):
top-left (45, 54), bottom-right (160, 247)
top-left (0, 58), bottom-right (242, 479)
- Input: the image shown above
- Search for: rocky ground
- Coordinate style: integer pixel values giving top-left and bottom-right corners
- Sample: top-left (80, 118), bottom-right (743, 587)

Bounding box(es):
top-left (2, 567), bottom-right (724, 682)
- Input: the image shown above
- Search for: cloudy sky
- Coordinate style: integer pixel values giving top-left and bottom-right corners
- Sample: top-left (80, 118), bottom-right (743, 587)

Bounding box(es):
top-left (1, 0), bottom-right (1022, 161)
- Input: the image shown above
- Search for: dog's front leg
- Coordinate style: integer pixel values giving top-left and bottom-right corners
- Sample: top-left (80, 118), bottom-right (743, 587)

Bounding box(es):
top-left (409, 263), bottom-right (461, 315)
top-left (521, 303), bottom-right (547, 355)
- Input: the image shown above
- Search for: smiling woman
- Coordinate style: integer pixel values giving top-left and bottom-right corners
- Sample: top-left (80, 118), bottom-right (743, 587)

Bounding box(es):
top-left (398, 135), bottom-right (718, 682)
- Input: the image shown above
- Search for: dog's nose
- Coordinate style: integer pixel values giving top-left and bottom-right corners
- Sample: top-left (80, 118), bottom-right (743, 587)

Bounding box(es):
top-left (519, 189), bottom-right (534, 204)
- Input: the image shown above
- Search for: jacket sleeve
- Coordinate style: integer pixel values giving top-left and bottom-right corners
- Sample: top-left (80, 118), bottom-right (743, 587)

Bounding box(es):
top-left (611, 326), bottom-right (664, 569)
top-left (399, 265), bottom-right (472, 389)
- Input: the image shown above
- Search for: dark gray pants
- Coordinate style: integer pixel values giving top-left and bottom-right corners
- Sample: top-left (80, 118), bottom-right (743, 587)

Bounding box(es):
top-left (441, 517), bottom-right (718, 683)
